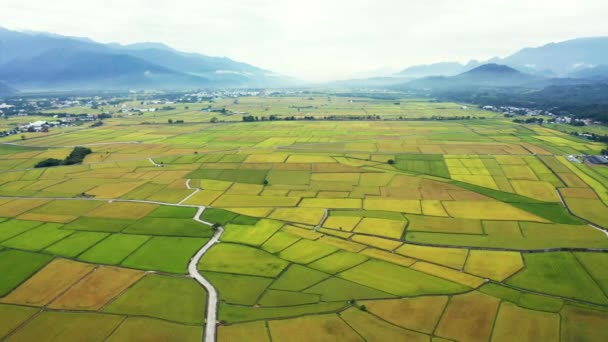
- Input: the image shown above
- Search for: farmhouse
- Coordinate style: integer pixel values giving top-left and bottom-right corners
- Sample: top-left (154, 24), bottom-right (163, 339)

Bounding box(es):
top-left (586, 155), bottom-right (608, 165)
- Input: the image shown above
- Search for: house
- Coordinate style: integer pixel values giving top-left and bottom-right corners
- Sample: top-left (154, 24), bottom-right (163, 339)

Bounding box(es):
top-left (586, 156), bottom-right (608, 165)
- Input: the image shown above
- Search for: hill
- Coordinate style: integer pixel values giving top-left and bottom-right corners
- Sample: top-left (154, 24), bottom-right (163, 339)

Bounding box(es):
top-left (0, 27), bottom-right (289, 91)
top-left (404, 64), bottom-right (540, 90)
top-left (396, 37), bottom-right (608, 79)
top-left (0, 81), bottom-right (15, 97)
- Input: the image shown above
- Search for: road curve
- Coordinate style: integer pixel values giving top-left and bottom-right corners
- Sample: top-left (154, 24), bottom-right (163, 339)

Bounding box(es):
top-left (190, 206), bottom-right (223, 342)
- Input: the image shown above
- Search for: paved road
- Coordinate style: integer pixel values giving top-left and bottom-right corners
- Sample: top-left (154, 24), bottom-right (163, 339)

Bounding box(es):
top-left (190, 206), bottom-right (223, 342)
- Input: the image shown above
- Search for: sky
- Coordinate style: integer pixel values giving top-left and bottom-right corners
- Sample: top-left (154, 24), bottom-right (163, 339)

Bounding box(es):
top-left (0, 0), bottom-right (607, 81)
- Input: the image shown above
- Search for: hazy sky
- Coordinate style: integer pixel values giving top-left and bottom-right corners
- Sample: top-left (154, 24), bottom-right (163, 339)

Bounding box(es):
top-left (1, 0), bottom-right (607, 81)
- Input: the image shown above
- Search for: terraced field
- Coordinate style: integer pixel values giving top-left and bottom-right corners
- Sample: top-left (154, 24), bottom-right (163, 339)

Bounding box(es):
top-left (0, 97), bottom-right (607, 341)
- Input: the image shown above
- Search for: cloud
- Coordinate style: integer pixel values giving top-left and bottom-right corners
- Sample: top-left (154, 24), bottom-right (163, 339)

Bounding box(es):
top-left (0, 0), bottom-right (606, 81)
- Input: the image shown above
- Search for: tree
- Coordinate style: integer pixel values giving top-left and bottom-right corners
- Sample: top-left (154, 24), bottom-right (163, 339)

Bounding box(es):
top-left (387, 159), bottom-right (395, 165)
top-left (210, 117), bottom-right (218, 123)
top-left (21, 135), bottom-right (26, 140)
top-left (35, 158), bottom-right (63, 168)
top-left (263, 179), bottom-right (269, 185)
top-left (168, 119), bottom-right (173, 124)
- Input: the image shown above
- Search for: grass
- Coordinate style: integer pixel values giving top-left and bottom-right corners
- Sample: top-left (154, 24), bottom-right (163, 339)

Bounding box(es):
top-left (62, 217), bottom-right (136, 233)
top-left (435, 291), bottom-right (500, 342)
top-left (122, 217), bottom-right (214, 238)
top-left (1, 259), bottom-right (95, 307)
top-left (44, 231), bottom-right (109, 258)
top-left (2, 223), bottom-right (73, 251)
top-left (491, 301), bottom-right (560, 342)
top-left (353, 217), bottom-right (406, 239)
top-left (218, 321), bottom-right (269, 342)
top-left (221, 219), bottom-right (283, 246)
top-left (517, 293), bottom-right (564, 312)
top-left (121, 236), bottom-right (207, 274)
top-left (49, 266), bottom-right (145, 311)
top-left (200, 208), bottom-right (259, 225)
top-left (341, 307), bottom-right (429, 342)
top-left (106, 317), bottom-right (203, 342)
top-left (261, 232), bottom-right (301, 253)
top-left (199, 243), bottom-right (288, 277)
top-left (0, 219), bottom-right (43, 242)
top-left (0, 250), bottom-right (52, 296)
top-left (147, 206), bottom-right (198, 218)
top-left (7, 311), bottom-right (123, 342)
top-left (204, 272), bottom-right (272, 305)
top-left (339, 260), bottom-right (470, 296)
top-left (394, 154), bottom-right (450, 178)
top-left (561, 305), bottom-right (608, 342)
top-left (270, 264), bottom-right (330, 291)
top-left (259, 289), bottom-right (320, 306)
top-left (219, 302), bottom-right (347, 323)
top-left (308, 251), bottom-right (368, 274)
top-left (507, 252), bottom-right (608, 305)
top-left (575, 252), bottom-right (608, 296)
top-left (361, 296), bottom-right (448, 334)
top-left (464, 250), bottom-right (524, 281)
top-left (104, 274), bottom-right (206, 324)
top-left (396, 244), bottom-right (468, 269)
top-left (78, 234), bottom-right (150, 265)
top-left (450, 180), bottom-right (583, 224)
top-left (279, 239), bottom-right (338, 264)
top-left (304, 276), bottom-right (395, 301)
top-left (0, 304), bottom-right (39, 339)
top-left (267, 314), bottom-right (362, 342)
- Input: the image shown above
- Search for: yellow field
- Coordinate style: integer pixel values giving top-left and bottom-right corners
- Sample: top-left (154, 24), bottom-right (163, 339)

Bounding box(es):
top-left (435, 291), bottom-right (500, 342)
top-left (2, 259), bottom-right (94, 306)
top-left (354, 218), bottom-right (405, 239)
top-left (361, 296), bottom-right (448, 333)
top-left (363, 199), bottom-right (421, 214)
top-left (464, 250), bottom-right (524, 281)
top-left (396, 244), bottom-right (468, 269)
top-left (269, 208), bottom-right (326, 225)
top-left (491, 302), bottom-right (560, 342)
top-left (411, 262), bottom-right (485, 288)
top-left (268, 314), bottom-right (362, 342)
top-left (442, 201), bottom-right (548, 222)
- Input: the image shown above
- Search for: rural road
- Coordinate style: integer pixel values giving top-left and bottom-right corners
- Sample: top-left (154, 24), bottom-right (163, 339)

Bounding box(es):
top-left (190, 206), bottom-right (223, 342)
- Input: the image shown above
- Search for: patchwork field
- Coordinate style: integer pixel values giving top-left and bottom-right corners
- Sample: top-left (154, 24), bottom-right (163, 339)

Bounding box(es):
top-left (0, 96), bottom-right (607, 341)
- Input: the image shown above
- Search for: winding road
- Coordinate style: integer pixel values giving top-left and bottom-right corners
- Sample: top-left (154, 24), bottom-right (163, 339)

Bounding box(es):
top-left (190, 206), bottom-right (223, 342)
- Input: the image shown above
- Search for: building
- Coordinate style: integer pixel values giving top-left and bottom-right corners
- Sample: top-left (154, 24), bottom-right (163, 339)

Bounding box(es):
top-left (586, 155), bottom-right (608, 165)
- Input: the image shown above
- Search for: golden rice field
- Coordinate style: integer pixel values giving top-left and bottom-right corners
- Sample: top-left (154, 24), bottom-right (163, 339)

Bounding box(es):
top-left (0, 96), bottom-right (607, 341)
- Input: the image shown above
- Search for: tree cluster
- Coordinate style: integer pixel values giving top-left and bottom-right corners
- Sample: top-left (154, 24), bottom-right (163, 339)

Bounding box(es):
top-left (35, 146), bottom-right (92, 168)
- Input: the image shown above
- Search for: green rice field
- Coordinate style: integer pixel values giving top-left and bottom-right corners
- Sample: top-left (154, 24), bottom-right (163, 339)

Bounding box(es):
top-left (0, 95), bottom-right (607, 341)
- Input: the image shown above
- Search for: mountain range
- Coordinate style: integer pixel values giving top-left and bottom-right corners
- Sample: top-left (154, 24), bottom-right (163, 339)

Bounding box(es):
top-left (0, 27), bottom-right (607, 94)
top-left (397, 37), bottom-right (608, 79)
top-left (0, 27), bottom-right (290, 92)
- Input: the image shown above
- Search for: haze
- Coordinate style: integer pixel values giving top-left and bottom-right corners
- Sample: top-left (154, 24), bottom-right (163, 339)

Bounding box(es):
top-left (1, 0), bottom-right (607, 81)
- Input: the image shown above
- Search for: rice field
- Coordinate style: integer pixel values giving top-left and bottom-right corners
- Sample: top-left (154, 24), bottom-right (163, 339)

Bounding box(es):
top-left (0, 96), bottom-right (607, 341)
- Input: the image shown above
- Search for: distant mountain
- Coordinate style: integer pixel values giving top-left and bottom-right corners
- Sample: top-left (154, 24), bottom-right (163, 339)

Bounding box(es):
top-left (0, 81), bottom-right (15, 97)
top-left (570, 65), bottom-right (608, 80)
top-left (404, 64), bottom-right (541, 90)
top-left (0, 27), bottom-right (290, 91)
top-left (497, 37), bottom-right (608, 75)
top-left (398, 62), bottom-right (467, 78)
top-left (395, 37), bottom-right (608, 79)
top-left (325, 76), bottom-right (413, 89)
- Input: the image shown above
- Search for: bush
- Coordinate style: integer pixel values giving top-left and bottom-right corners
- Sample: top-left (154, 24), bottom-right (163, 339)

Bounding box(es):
top-left (34, 146), bottom-right (92, 168)
top-left (35, 158), bottom-right (63, 168)
top-left (64, 146), bottom-right (92, 165)
top-left (387, 159), bottom-right (395, 165)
